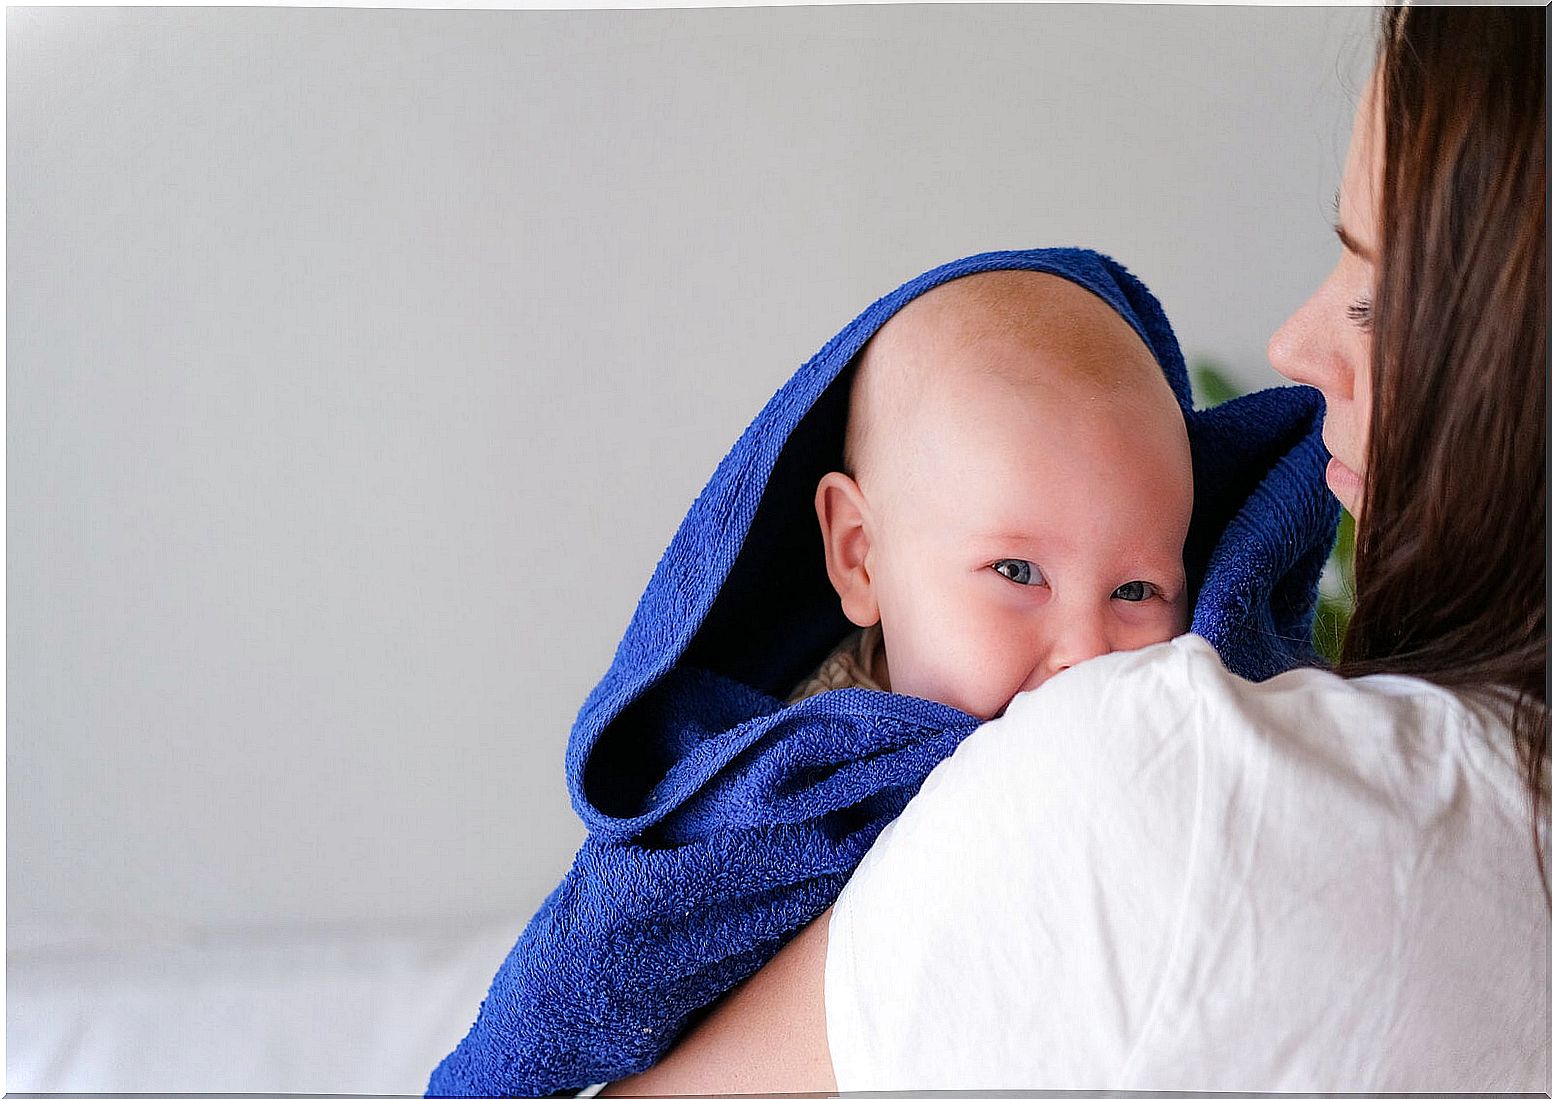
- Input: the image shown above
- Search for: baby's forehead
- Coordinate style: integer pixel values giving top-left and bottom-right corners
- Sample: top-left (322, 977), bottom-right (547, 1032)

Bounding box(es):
top-left (870, 271), bottom-right (1156, 388)
top-left (901, 268), bottom-right (1122, 324)
top-left (845, 269), bottom-right (1181, 488)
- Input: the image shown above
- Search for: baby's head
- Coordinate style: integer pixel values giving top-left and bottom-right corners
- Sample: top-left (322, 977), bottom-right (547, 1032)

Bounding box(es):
top-left (814, 270), bottom-right (1194, 720)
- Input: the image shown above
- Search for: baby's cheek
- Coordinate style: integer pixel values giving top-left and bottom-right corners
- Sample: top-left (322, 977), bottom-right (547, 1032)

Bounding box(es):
top-left (899, 635), bottom-right (1016, 720)
top-left (1115, 605), bottom-right (1184, 652)
top-left (965, 627), bottom-right (1047, 719)
top-left (1165, 590), bottom-right (1193, 637)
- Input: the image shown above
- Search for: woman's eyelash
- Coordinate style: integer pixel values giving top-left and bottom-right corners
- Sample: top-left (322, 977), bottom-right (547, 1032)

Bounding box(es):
top-left (1347, 296), bottom-right (1374, 331)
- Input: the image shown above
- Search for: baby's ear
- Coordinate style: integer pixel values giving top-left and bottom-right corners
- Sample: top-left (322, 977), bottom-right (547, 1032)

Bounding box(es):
top-left (814, 471), bottom-right (880, 628)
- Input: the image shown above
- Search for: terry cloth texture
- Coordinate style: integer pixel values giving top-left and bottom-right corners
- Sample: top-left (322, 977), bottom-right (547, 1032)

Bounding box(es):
top-left (426, 248), bottom-right (1341, 1097)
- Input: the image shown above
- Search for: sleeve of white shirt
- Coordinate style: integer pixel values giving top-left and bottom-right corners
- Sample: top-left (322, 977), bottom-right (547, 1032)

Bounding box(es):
top-left (824, 635), bottom-right (1208, 1091)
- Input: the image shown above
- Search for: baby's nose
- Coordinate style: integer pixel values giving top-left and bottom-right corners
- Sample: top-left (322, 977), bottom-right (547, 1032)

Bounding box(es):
top-left (1047, 620), bottom-right (1111, 677)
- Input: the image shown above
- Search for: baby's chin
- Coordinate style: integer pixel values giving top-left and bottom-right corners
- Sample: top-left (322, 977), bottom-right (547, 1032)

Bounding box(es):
top-left (894, 686), bottom-right (1004, 723)
top-left (904, 679), bottom-right (1043, 723)
top-left (903, 677), bottom-right (999, 721)
top-left (986, 688), bottom-right (1043, 721)
top-left (956, 693), bottom-right (1021, 723)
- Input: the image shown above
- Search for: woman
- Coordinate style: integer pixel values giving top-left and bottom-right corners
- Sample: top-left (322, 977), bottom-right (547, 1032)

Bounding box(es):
top-left (610, 7), bottom-right (1547, 1092)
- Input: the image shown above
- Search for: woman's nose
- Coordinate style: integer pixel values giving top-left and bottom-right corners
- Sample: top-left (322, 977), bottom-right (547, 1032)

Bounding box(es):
top-left (1268, 295), bottom-right (1321, 388)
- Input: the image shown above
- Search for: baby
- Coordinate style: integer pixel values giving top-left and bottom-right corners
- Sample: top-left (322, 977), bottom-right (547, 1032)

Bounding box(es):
top-left (432, 254), bottom-right (1340, 1098)
top-left (788, 269), bottom-right (1194, 720)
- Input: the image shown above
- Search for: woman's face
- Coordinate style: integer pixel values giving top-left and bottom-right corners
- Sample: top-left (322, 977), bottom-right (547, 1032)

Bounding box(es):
top-left (1267, 74), bottom-right (1381, 519)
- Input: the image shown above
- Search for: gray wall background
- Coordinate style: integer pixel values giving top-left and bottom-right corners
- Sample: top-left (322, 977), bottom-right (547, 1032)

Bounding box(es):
top-left (10, 5), bottom-right (1373, 946)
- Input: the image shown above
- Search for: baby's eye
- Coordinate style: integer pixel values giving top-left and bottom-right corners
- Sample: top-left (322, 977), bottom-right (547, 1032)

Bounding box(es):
top-left (992, 559), bottom-right (1045, 586)
top-left (1112, 580), bottom-right (1160, 602)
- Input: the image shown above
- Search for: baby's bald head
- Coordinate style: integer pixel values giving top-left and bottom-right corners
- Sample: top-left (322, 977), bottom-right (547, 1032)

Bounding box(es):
top-left (843, 270), bottom-right (1181, 495)
top-left (812, 268), bottom-right (1195, 718)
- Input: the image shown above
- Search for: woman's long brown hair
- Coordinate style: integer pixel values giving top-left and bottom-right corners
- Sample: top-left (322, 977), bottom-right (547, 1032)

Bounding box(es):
top-left (1340, 8), bottom-right (1548, 890)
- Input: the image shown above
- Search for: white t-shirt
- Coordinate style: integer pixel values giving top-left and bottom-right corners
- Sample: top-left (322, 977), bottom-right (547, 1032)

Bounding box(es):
top-left (825, 633), bottom-right (1549, 1092)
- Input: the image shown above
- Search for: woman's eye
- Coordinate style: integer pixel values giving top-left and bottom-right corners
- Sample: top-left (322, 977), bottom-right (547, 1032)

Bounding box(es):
top-left (1112, 580), bottom-right (1159, 602)
top-left (1346, 296), bottom-right (1374, 331)
top-left (992, 559), bottom-right (1044, 586)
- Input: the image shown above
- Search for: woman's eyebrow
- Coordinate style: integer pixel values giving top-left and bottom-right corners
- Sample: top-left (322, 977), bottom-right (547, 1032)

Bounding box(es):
top-left (1335, 223), bottom-right (1374, 262)
top-left (1331, 190), bottom-right (1375, 261)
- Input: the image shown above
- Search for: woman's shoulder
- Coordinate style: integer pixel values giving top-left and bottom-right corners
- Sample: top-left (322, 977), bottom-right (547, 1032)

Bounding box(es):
top-left (1004, 629), bottom-right (1491, 722)
top-left (879, 632), bottom-right (1517, 883)
top-left (974, 632), bottom-right (1522, 804)
top-left (827, 635), bottom-right (1546, 1090)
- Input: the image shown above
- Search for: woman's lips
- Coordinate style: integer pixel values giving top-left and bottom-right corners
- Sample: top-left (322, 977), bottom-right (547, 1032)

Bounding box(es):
top-left (1326, 454), bottom-right (1364, 504)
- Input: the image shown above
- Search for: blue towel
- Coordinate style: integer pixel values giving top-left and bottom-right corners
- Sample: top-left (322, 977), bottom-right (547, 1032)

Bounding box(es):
top-left (428, 248), bottom-right (1340, 1096)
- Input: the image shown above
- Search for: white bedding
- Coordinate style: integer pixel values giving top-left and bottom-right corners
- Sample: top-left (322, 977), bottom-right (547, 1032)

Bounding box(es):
top-left (8, 915), bottom-right (525, 1093)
